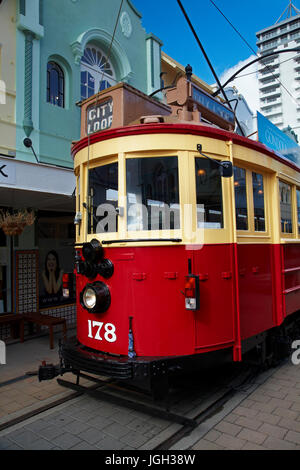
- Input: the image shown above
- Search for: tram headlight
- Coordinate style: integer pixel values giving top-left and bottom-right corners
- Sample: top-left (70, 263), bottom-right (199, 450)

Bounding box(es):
top-left (83, 287), bottom-right (97, 309)
top-left (80, 281), bottom-right (111, 313)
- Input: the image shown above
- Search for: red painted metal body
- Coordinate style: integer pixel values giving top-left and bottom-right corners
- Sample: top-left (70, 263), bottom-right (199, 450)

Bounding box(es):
top-left (76, 241), bottom-right (300, 362)
top-left (72, 123), bottom-right (300, 365)
top-left (76, 245), bottom-right (238, 357)
top-left (282, 245), bottom-right (300, 317)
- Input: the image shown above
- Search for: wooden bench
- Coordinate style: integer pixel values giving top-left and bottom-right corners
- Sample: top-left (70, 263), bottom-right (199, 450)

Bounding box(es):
top-left (23, 313), bottom-right (67, 349)
top-left (0, 314), bottom-right (24, 342)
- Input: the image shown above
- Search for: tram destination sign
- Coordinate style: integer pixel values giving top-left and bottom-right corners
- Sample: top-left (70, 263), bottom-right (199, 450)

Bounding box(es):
top-left (191, 85), bottom-right (235, 129)
top-left (86, 98), bottom-right (113, 135)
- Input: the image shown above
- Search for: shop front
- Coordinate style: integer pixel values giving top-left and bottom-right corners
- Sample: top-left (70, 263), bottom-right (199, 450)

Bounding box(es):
top-left (0, 157), bottom-right (76, 340)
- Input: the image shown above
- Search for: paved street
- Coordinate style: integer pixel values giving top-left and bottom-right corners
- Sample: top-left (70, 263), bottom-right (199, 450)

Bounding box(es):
top-left (174, 361), bottom-right (300, 451)
top-left (1, 332), bottom-right (300, 450)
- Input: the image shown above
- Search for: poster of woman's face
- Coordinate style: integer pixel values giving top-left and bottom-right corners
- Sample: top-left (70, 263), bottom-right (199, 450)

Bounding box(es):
top-left (39, 243), bottom-right (75, 308)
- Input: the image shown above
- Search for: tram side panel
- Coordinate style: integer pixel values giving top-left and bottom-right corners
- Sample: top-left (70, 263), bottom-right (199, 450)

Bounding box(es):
top-left (76, 244), bottom-right (237, 359)
top-left (193, 244), bottom-right (236, 353)
top-left (76, 246), bottom-right (195, 358)
top-left (282, 244), bottom-right (300, 317)
top-left (237, 243), bottom-right (275, 340)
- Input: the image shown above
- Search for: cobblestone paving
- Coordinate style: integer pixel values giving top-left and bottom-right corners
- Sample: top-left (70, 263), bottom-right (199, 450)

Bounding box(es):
top-left (0, 331), bottom-right (88, 424)
top-left (0, 393), bottom-right (173, 450)
top-left (2, 334), bottom-right (300, 450)
top-left (171, 360), bottom-right (300, 451)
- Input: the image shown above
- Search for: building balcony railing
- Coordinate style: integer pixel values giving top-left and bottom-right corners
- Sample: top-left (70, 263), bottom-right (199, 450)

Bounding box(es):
top-left (258, 62), bottom-right (279, 73)
top-left (270, 120), bottom-right (284, 127)
top-left (259, 90), bottom-right (281, 100)
top-left (260, 104), bottom-right (282, 114)
top-left (260, 96), bottom-right (282, 106)
top-left (259, 80), bottom-right (280, 91)
top-left (258, 72), bottom-right (280, 82)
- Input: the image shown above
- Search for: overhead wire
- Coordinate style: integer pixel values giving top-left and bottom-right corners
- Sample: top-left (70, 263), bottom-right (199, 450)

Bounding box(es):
top-left (209, 0), bottom-right (300, 106)
top-left (176, 0), bottom-right (246, 136)
top-left (233, 54), bottom-right (300, 79)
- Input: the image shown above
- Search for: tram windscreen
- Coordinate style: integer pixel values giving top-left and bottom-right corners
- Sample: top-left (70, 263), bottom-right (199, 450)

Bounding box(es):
top-left (126, 156), bottom-right (180, 231)
top-left (195, 157), bottom-right (223, 229)
top-left (88, 163), bottom-right (118, 233)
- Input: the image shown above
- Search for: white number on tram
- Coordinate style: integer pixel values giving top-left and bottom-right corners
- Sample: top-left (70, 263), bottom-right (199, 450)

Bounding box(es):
top-left (87, 320), bottom-right (117, 343)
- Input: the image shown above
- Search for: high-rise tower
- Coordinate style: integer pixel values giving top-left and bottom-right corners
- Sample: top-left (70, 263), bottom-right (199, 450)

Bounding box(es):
top-left (256, 1), bottom-right (300, 141)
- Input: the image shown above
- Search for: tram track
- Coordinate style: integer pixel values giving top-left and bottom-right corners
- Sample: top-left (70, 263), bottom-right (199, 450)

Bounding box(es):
top-left (0, 363), bottom-right (263, 449)
top-left (0, 376), bottom-right (107, 433)
top-left (153, 364), bottom-right (262, 450)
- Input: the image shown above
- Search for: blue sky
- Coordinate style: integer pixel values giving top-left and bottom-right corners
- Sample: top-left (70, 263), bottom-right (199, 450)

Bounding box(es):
top-left (133, 0), bottom-right (300, 85)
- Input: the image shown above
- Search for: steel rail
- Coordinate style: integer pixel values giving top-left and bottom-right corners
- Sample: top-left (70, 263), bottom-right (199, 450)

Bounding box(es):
top-left (57, 377), bottom-right (198, 428)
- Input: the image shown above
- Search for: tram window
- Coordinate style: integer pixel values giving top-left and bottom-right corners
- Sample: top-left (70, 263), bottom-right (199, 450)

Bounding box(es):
top-left (279, 181), bottom-right (293, 234)
top-left (126, 157), bottom-right (180, 231)
top-left (195, 158), bottom-right (223, 229)
top-left (234, 167), bottom-right (248, 230)
top-left (88, 163), bottom-right (118, 233)
top-left (252, 172), bottom-right (266, 232)
top-left (297, 189), bottom-right (300, 235)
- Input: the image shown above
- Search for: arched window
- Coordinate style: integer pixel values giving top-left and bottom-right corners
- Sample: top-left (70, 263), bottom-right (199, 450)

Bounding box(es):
top-left (47, 61), bottom-right (64, 107)
top-left (80, 45), bottom-right (116, 101)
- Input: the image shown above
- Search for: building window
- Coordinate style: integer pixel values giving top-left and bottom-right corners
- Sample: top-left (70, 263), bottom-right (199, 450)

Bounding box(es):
top-left (80, 45), bottom-right (116, 101)
top-left (19, 0), bottom-right (26, 15)
top-left (39, 0), bottom-right (43, 25)
top-left (261, 40), bottom-right (278, 50)
top-left (47, 61), bottom-right (64, 107)
top-left (261, 30), bottom-right (277, 41)
top-left (81, 71), bottom-right (95, 100)
top-left (280, 181), bottom-right (293, 234)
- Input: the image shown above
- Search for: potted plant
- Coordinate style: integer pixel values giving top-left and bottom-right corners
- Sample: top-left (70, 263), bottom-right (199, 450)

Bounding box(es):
top-left (0, 209), bottom-right (35, 236)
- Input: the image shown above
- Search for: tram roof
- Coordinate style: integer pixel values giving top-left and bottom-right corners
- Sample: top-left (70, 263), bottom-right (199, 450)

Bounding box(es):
top-left (71, 120), bottom-right (300, 174)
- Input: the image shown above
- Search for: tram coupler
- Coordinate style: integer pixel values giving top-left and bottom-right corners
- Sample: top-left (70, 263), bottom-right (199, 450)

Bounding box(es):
top-left (38, 361), bottom-right (72, 382)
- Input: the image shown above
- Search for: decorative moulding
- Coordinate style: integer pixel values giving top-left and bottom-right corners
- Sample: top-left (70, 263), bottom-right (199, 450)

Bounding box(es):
top-left (70, 28), bottom-right (132, 80)
top-left (120, 11), bottom-right (132, 39)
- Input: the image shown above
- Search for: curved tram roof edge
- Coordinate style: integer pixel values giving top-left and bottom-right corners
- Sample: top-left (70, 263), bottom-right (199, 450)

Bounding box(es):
top-left (71, 123), bottom-right (300, 174)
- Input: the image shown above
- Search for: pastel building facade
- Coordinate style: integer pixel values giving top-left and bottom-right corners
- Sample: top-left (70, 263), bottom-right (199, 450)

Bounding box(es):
top-left (0, 0), bottom-right (163, 329)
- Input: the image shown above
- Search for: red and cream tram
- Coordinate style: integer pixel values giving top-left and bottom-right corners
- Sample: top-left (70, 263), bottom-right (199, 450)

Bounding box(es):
top-left (39, 77), bottom-right (300, 395)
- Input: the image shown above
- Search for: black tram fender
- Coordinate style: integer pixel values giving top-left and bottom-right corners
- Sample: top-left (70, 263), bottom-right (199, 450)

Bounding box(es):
top-left (38, 336), bottom-right (233, 382)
